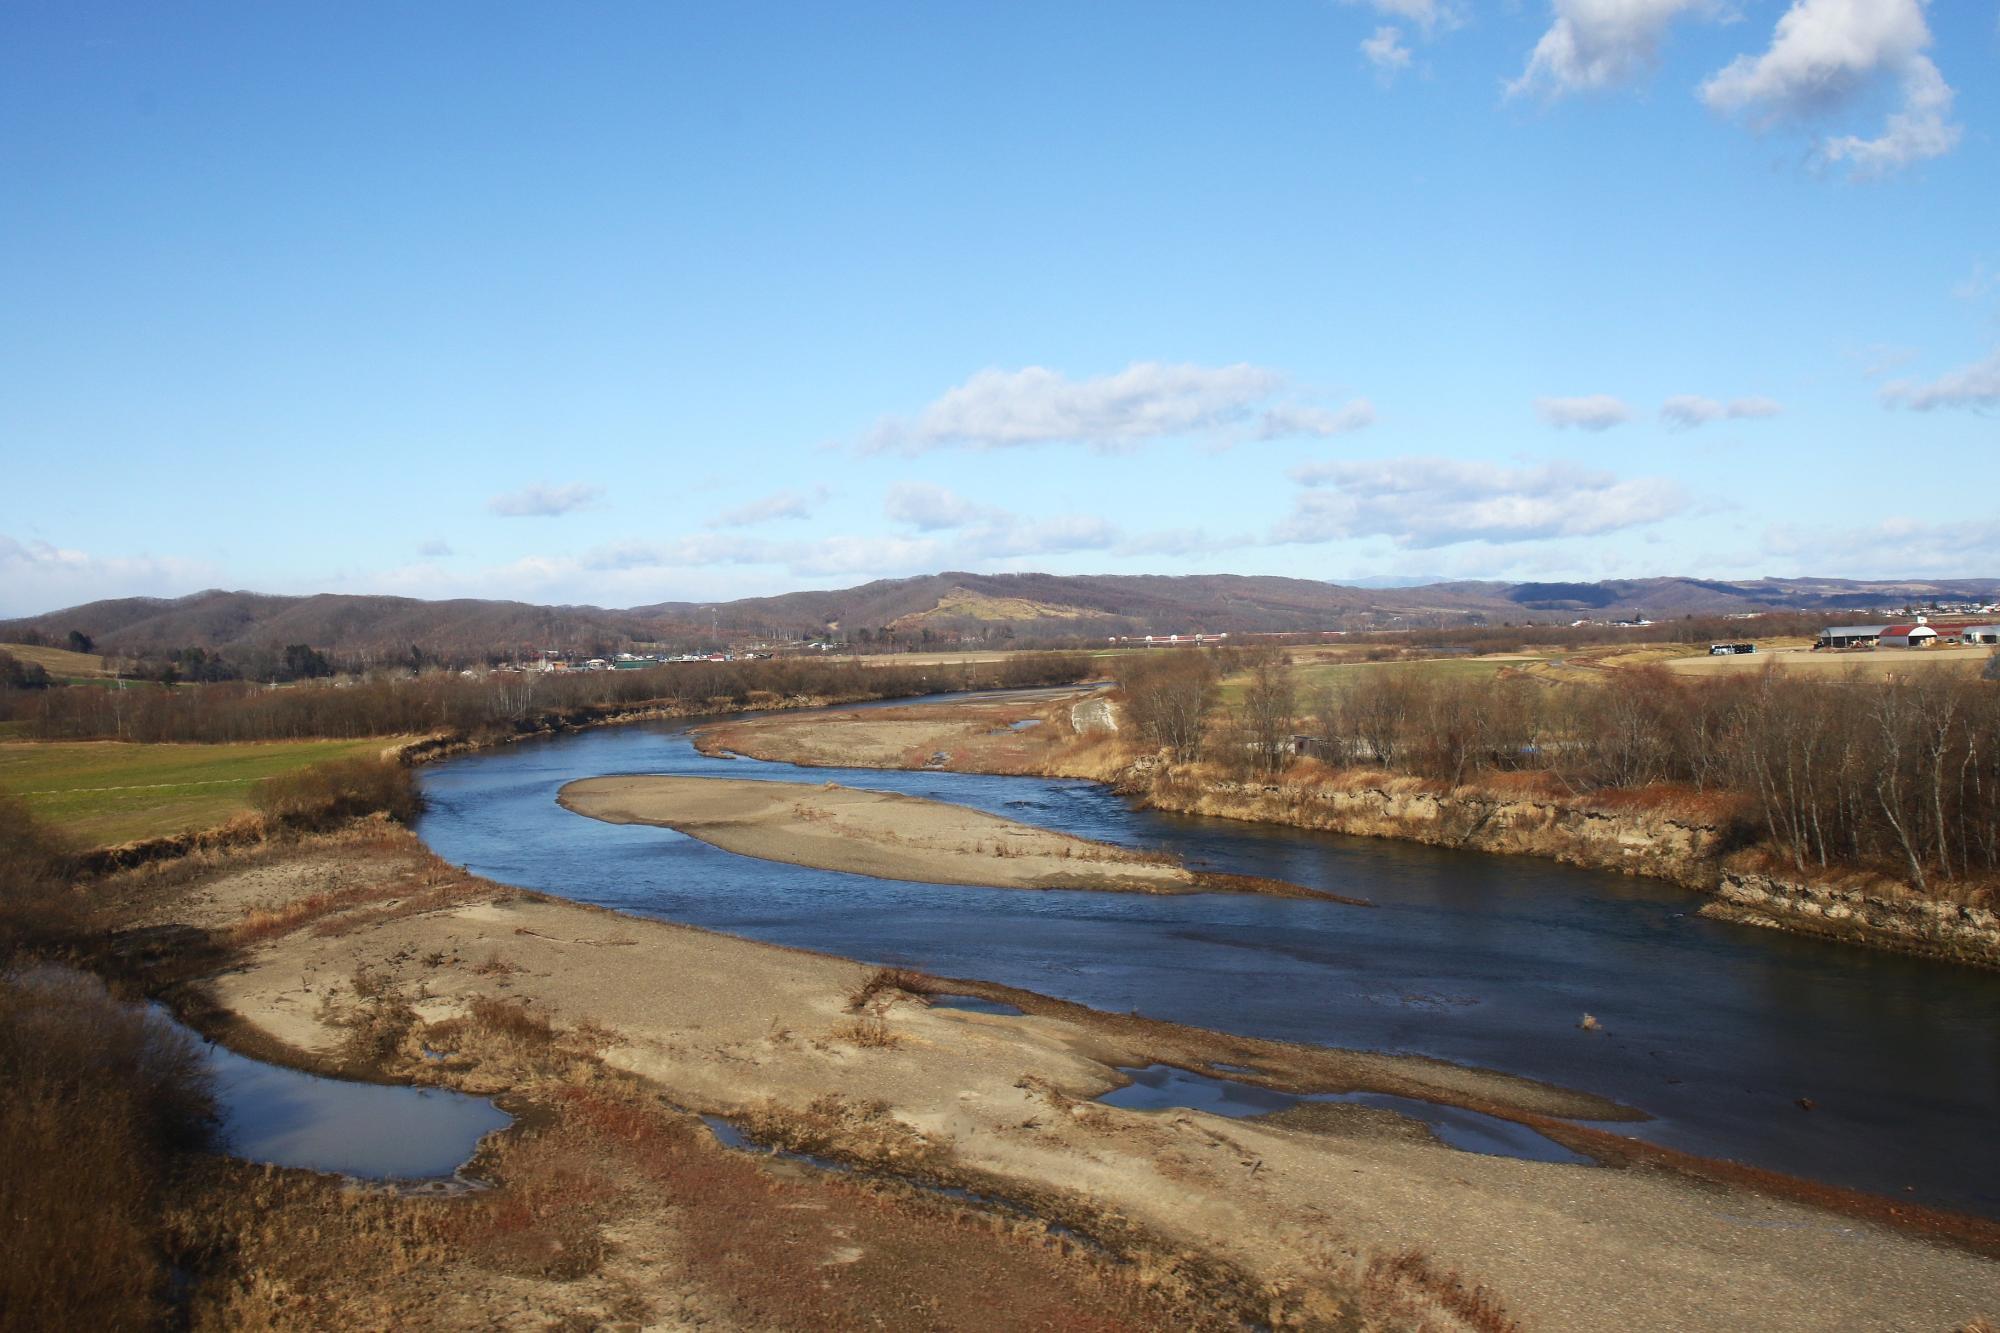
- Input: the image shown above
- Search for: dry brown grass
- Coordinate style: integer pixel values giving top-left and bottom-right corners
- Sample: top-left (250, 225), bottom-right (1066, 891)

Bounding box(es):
top-left (847, 964), bottom-right (933, 1012)
top-left (0, 966), bottom-right (214, 1332)
top-left (1354, 1246), bottom-right (1522, 1333)
top-left (250, 753), bottom-right (422, 830)
top-left (834, 1016), bottom-right (903, 1048)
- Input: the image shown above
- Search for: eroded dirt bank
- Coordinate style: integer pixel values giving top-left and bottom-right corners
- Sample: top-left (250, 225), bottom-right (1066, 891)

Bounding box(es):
top-left (557, 773), bottom-right (1340, 899)
top-left (697, 693), bottom-right (2000, 969)
top-left (118, 825), bottom-right (2000, 1331)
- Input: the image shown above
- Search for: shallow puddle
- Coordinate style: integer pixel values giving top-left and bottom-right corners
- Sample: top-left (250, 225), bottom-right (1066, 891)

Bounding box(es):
top-left (171, 1015), bottom-right (512, 1180)
top-left (1098, 1064), bottom-right (1594, 1166)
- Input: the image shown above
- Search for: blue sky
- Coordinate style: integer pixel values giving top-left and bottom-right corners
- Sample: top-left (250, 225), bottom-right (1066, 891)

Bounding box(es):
top-left (3, 1), bottom-right (1996, 615)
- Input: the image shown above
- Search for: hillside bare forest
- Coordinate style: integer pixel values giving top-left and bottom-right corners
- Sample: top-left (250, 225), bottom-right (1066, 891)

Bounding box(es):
top-left (9, 573), bottom-right (1999, 662)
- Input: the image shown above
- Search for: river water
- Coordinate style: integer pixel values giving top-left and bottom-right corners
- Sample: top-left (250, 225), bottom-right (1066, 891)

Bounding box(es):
top-left (412, 704), bottom-right (2000, 1218)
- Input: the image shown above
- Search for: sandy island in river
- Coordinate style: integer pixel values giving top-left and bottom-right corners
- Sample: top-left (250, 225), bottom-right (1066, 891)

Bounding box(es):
top-left (557, 774), bottom-right (1345, 900)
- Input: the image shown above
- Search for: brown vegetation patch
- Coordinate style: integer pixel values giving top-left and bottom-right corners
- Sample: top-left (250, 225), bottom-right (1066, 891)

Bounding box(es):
top-left (1359, 1247), bottom-right (1523, 1333)
top-left (0, 966), bottom-right (214, 1332)
top-left (848, 964), bottom-right (935, 1012)
top-left (169, 1077), bottom-right (1217, 1331)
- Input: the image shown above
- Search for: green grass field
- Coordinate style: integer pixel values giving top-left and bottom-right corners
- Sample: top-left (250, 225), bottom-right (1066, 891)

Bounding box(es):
top-left (1217, 655), bottom-right (1524, 706)
top-left (0, 738), bottom-right (406, 848)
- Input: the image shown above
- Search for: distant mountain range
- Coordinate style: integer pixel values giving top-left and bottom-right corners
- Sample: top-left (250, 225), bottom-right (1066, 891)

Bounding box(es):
top-left (7, 573), bottom-right (1998, 660)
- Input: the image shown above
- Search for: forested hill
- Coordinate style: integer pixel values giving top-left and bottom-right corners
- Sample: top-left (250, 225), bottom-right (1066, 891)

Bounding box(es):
top-left (7, 572), bottom-right (1997, 660)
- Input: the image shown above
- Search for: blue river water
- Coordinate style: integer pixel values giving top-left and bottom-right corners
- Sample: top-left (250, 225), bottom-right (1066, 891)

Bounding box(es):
top-left (413, 703), bottom-right (2000, 1217)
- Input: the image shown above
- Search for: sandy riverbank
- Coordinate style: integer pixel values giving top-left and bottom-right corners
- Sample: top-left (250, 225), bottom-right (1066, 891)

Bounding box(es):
top-left (121, 825), bottom-right (2000, 1331)
top-left (557, 773), bottom-right (1343, 900)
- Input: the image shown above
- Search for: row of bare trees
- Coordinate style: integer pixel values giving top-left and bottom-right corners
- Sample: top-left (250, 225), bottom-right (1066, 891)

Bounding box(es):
top-left (1316, 664), bottom-right (2000, 888)
top-left (0, 652), bottom-right (1094, 744)
top-left (1119, 649), bottom-right (2000, 891)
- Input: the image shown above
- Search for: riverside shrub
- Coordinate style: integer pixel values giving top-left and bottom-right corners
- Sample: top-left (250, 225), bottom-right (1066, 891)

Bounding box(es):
top-left (251, 754), bottom-right (421, 829)
top-left (0, 966), bottom-right (214, 1331)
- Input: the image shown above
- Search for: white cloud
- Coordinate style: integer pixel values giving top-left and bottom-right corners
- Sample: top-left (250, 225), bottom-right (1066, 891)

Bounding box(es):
top-left (1113, 528), bottom-right (1236, 559)
top-left (1277, 457), bottom-right (1687, 548)
top-left (1361, 26), bottom-right (1414, 79)
top-left (882, 483), bottom-right (1119, 558)
top-left (1341, 0), bottom-right (1461, 35)
top-left (1699, 0), bottom-right (1959, 174)
top-left (1535, 394), bottom-right (1633, 430)
top-left (487, 481), bottom-right (605, 518)
top-left (418, 539), bottom-right (453, 557)
top-left (884, 482), bottom-right (985, 531)
top-left (1509, 0), bottom-right (1715, 98)
top-left (1765, 515), bottom-right (2000, 577)
top-left (706, 486), bottom-right (828, 528)
top-left (0, 535), bottom-right (221, 616)
top-left (1881, 347), bottom-right (2000, 411)
top-left (860, 361), bottom-right (1319, 453)
top-left (1659, 394), bottom-right (1783, 428)
top-left (1257, 398), bottom-right (1376, 439)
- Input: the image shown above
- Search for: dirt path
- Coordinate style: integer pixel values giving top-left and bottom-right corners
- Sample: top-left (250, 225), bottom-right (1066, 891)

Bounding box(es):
top-left (139, 828), bottom-right (2000, 1331)
top-left (558, 774), bottom-right (1337, 899)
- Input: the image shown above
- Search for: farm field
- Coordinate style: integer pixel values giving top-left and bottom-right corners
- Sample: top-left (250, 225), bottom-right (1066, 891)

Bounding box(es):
top-left (0, 640), bottom-right (114, 680)
top-left (1660, 644), bottom-right (1995, 679)
top-left (0, 737), bottom-right (408, 848)
top-left (1221, 652), bottom-right (1534, 704)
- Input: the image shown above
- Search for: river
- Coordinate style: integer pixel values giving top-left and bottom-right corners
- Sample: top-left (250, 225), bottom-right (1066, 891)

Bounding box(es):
top-left (412, 702), bottom-right (2000, 1219)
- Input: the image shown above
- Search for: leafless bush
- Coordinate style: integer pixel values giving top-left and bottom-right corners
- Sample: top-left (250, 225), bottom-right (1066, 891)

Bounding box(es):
top-left (847, 966), bottom-right (931, 1012)
top-left (833, 1016), bottom-right (901, 1048)
top-left (253, 754), bottom-right (422, 829)
top-left (0, 796), bottom-right (82, 960)
top-left (0, 965), bottom-right (214, 1330)
top-left (1118, 651), bottom-right (1222, 761)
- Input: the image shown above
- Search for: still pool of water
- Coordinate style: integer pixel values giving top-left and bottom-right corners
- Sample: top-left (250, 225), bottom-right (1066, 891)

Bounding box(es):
top-left (168, 1014), bottom-right (511, 1180)
top-left (413, 704), bottom-right (2000, 1217)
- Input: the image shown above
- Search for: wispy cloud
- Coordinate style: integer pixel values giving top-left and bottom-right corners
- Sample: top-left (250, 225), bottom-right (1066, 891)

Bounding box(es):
top-left (1509, 0), bottom-right (1716, 99)
top-left (706, 486), bottom-right (829, 529)
top-left (0, 534), bottom-right (220, 616)
top-left (1700, 0), bottom-right (1959, 175)
top-left (1340, 0), bottom-right (1461, 36)
top-left (1361, 26), bottom-right (1414, 81)
top-left (1659, 394), bottom-right (1782, 429)
top-left (883, 483), bottom-right (1118, 558)
top-left (884, 482), bottom-right (986, 532)
top-left (487, 482), bottom-right (605, 518)
top-left (417, 539), bottom-right (453, 558)
top-left (859, 362), bottom-right (1361, 453)
top-left (1257, 399), bottom-right (1376, 440)
top-left (1881, 347), bottom-right (2000, 412)
top-left (1534, 394), bottom-right (1632, 431)
top-left (1766, 515), bottom-right (2000, 577)
top-left (1277, 457), bottom-right (1686, 548)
